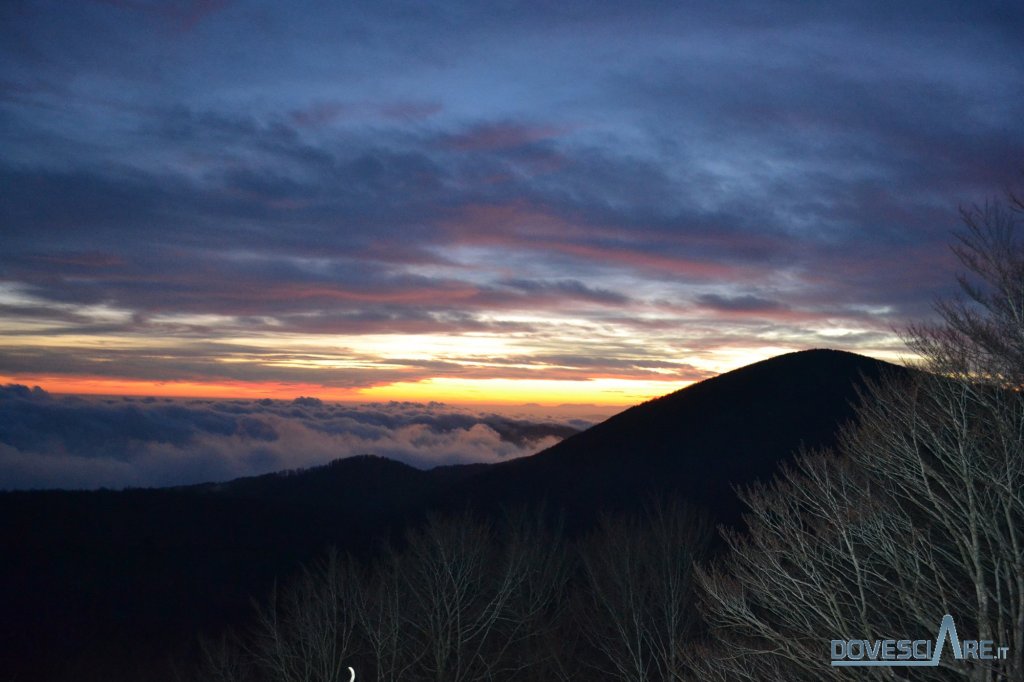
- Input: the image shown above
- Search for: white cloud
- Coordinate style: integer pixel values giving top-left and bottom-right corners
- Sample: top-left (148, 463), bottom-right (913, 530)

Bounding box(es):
top-left (0, 386), bottom-right (582, 489)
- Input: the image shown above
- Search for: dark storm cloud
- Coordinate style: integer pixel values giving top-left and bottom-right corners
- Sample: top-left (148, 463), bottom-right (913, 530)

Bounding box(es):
top-left (0, 384), bottom-right (585, 489)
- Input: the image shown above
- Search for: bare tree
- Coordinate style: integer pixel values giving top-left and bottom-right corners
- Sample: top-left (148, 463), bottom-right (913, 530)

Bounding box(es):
top-left (692, 450), bottom-right (913, 681)
top-left (399, 512), bottom-right (504, 682)
top-left (578, 497), bottom-right (712, 682)
top-left (487, 508), bottom-right (572, 682)
top-left (352, 549), bottom-right (420, 682)
top-left (908, 191), bottom-right (1024, 388)
top-left (248, 548), bottom-right (359, 682)
top-left (208, 504), bottom-right (568, 682)
top-left (394, 510), bottom-right (568, 682)
top-left (192, 629), bottom-right (253, 682)
top-left (851, 373), bottom-right (1024, 680)
top-left (696, 188), bottom-right (1024, 681)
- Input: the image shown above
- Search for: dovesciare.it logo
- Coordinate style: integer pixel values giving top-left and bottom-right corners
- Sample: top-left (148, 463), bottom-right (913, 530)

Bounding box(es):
top-left (831, 615), bottom-right (1009, 667)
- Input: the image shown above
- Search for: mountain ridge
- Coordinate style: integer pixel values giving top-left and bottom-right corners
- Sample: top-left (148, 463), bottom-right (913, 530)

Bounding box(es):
top-left (427, 348), bottom-right (904, 524)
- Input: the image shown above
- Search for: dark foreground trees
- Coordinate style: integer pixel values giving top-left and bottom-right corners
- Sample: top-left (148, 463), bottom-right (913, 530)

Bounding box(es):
top-left (577, 499), bottom-right (711, 682)
top-left (696, 189), bottom-right (1024, 681)
top-left (356, 510), bottom-right (568, 682)
top-left (694, 374), bottom-right (1024, 681)
top-left (193, 501), bottom-right (711, 682)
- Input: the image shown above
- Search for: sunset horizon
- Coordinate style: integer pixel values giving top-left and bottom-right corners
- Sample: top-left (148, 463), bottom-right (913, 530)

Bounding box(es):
top-left (3, 1), bottom-right (1022, 488)
top-left (0, 344), bottom-right (892, 409)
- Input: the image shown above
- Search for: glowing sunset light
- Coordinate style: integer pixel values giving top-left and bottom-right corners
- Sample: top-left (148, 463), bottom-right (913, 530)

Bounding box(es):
top-left (357, 376), bottom-right (691, 406)
top-left (0, 374), bottom-right (367, 402)
top-left (0, 372), bottom-right (684, 407)
top-left (1, 1), bottom-right (1021, 488)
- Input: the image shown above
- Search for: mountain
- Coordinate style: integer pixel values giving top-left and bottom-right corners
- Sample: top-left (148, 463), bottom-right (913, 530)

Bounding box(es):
top-left (0, 349), bottom-right (904, 680)
top-left (431, 348), bottom-right (903, 525)
top-left (186, 453), bottom-right (489, 523)
top-left (0, 456), bottom-right (485, 681)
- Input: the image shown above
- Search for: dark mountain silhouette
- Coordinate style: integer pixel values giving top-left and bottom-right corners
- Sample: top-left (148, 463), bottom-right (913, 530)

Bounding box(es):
top-left (433, 348), bottom-right (904, 526)
top-left (186, 453), bottom-right (489, 521)
top-left (0, 348), bottom-right (904, 680)
top-left (0, 456), bottom-right (485, 681)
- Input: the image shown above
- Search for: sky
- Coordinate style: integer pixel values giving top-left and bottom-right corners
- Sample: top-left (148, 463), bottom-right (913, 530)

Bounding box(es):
top-left (2, 1), bottom-right (1024, 414)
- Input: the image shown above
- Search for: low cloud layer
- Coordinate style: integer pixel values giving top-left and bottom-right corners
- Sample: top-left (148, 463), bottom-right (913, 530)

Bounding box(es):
top-left (0, 385), bottom-right (588, 490)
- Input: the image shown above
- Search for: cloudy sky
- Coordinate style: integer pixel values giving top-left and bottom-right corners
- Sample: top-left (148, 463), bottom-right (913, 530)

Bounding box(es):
top-left (2, 1), bottom-right (1023, 411)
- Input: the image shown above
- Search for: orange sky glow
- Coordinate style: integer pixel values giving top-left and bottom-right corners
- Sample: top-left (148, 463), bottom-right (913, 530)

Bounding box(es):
top-left (0, 372), bottom-right (690, 407)
top-left (0, 342), bottom-right (910, 411)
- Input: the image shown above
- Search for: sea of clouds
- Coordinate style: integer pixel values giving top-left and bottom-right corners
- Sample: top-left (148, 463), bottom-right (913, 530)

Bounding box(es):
top-left (0, 385), bottom-right (591, 490)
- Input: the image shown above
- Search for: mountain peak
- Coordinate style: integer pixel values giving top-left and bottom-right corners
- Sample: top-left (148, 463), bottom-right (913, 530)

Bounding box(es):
top-left (439, 349), bottom-right (902, 524)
